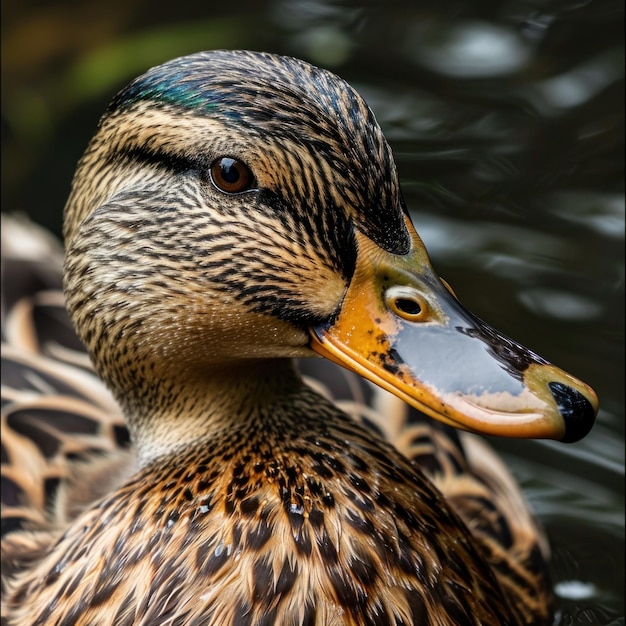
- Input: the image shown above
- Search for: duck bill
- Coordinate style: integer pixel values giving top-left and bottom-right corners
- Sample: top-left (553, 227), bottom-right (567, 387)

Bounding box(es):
top-left (310, 223), bottom-right (598, 443)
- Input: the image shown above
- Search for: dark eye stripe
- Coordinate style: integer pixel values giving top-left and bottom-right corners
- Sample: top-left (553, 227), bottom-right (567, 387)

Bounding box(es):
top-left (118, 145), bottom-right (200, 176)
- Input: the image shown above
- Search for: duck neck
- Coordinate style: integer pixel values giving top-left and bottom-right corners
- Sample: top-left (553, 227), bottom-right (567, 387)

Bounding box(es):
top-left (109, 357), bottom-right (307, 468)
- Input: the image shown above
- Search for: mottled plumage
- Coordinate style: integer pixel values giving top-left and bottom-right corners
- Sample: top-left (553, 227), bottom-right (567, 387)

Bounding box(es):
top-left (1, 51), bottom-right (598, 625)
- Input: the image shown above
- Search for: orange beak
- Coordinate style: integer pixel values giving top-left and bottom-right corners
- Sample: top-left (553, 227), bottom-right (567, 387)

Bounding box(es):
top-left (310, 219), bottom-right (598, 443)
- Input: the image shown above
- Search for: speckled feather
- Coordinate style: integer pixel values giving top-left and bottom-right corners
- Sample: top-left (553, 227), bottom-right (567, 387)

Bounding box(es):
top-left (2, 51), bottom-right (552, 625)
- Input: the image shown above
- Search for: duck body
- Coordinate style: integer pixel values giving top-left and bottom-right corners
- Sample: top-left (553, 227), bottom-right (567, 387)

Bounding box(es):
top-left (4, 369), bottom-right (513, 625)
top-left (1, 51), bottom-right (598, 625)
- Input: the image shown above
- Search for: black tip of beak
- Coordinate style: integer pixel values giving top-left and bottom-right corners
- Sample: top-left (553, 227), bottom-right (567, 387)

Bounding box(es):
top-left (548, 382), bottom-right (597, 443)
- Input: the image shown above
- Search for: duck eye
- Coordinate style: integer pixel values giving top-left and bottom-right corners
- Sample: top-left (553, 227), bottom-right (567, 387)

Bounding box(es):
top-left (209, 157), bottom-right (255, 194)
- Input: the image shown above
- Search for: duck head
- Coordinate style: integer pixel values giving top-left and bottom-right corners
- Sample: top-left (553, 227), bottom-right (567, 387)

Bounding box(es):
top-left (63, 50), bottom-right (597, 458)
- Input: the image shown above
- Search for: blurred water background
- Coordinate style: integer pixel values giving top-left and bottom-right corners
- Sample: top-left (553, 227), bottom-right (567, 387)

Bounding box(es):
top-left (2, 1), bottom-right (624, 623)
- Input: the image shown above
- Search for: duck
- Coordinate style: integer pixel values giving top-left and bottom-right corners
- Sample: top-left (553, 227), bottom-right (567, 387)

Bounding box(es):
top-left (0, 50), bottom-right (599, 626)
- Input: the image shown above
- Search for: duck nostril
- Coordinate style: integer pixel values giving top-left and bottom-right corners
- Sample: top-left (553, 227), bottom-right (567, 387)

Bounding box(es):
top-left (394, 298), bottom-right (422, 316)
top-left (385, 286), bottom-right (428, 321)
